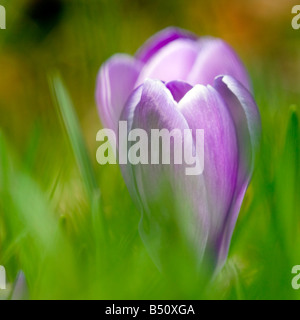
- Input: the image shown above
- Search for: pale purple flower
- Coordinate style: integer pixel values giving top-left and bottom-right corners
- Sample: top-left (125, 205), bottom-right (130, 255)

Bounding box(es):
top-left (96, 27), bottom-right (261, 270)
top-left (11, 271), bottom-right (28, 300)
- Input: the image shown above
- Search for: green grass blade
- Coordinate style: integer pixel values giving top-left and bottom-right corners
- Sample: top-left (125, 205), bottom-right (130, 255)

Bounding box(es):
top-left (49, 74), bottom-right (100, 202)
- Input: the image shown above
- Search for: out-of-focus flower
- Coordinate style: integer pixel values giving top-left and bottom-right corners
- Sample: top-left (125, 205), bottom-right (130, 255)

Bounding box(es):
top-left (11, 271), bottom-right (29, 300)
top-left (0, 271), bottom-right (29, 300)
top-left (96, 27), bottom-right (261, 271)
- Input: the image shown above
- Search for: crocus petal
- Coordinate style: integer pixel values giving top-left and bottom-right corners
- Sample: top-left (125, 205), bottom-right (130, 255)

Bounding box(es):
top-left (135, 27), bottom-right (197, 63)
top-left (179, 84), bottom-right (239, 262)
top-left (120, 81), bottom-right (192, 211)
top-left (96, 54), bottom-right (142, 133)
top-left (166, 80), bottom-right (193, 102)
top-left (187, 38), bottom-right (251, 91)
top-left (119, 85), bottom-right (144, 210)
top-left (125, 79), bottom-right (210, 267)
top-left (135, 39), bottom-right (199, 87)
top-left (214, 75), bottom-right (261, 267)
top-left (11, 271), bottom-right (29, 300)
top-left (131, 79), bottom-right (187, 202)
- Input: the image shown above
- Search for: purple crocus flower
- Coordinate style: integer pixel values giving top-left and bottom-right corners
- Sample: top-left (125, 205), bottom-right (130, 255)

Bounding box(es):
top-left (96, 27), bottom-right (261, 271)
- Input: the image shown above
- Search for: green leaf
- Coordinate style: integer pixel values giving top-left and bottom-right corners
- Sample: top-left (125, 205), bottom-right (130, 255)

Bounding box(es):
top-left (49, 74), bottom-right (100, 203)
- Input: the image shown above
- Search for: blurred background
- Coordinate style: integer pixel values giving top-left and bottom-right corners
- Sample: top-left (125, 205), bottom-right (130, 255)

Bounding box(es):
top-left (0, 0), bottom-right (299, 299)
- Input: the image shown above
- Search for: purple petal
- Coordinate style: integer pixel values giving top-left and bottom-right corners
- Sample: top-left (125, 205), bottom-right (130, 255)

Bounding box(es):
top-left (179, 84), bottom-right (239, 261)
top-left (126, 79), bottom-right (210, 266)
top-left (118, 85), bottom-right (144, 210)
top-left (187, 38), bottom-right (251, 91)
top-left (131, 79), bottom-right (187, 202)
top-left (214, 75), bottom-right (261, 267)
top-left (135, 27), bottom-right (197, 63)
top-left (135, 39), bottom-right (199, 86)
top-left (166, 80), bottom-right (193, 102)
top-left (11, 271), bottom-right (29, 300)
top-left (120, 81), bottom-right (190, 205)
top-left (96, 54), bottom-right (142, 133)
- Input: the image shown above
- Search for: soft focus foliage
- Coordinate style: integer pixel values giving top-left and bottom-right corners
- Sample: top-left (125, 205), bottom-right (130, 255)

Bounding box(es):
top-left (0, 0), bottom-right (299, 299)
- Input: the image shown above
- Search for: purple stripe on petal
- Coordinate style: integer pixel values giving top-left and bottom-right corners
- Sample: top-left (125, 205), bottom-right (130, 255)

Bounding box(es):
top-left (121, 85), bottom-right (144, 132)
top-left (179, 84), bottom-right (239, 260)
top-left (135, 27), bottom-right (197, 64)
top-left (214, 75), bottom-right (261, 268)
top-left (96, 54), bottom-right (142, 133)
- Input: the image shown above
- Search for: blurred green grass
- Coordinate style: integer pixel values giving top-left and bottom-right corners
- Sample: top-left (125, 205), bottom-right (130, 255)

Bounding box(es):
top-left (0, 0), bottom-right (300, 299)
